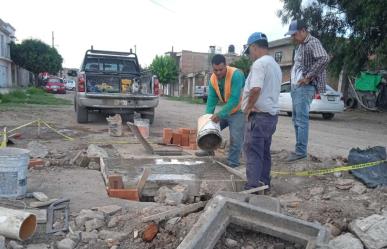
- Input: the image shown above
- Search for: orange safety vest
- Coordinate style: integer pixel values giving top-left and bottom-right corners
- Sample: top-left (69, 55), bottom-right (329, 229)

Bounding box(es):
top-left (210, 66), bottom-right (242, 114)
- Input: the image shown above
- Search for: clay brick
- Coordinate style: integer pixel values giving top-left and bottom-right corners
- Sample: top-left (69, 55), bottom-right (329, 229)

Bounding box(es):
top-left (179, 128), bottom-right (190, 134)
top-left (108, 188), bottom-right (139, 201)
top-left (108, 175), bottom-right (124, 189)
top-left (189, 129), bottom-right (197, 134)
top-left (143, 223), bottom-right (158, 242)
top-left (28, 159), bottom-right (44, 169)
top-left (189, 134), bottom-right (197, 144)
top-left (181, 134), bottom-right (189, 146)
top-left (172, 133), bottom-right (182, 145)
top-left (163, 128), bottom-right (173, 144)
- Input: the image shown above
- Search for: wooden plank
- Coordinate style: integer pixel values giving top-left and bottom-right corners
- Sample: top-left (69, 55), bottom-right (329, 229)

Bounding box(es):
top-left (215, 160), bottom-right (246, 180)
top-left (240, 185), bottom-right (269, 194)
top-left (136, 168), bottom-right (150, 198)
top-left (142, 201), bottom-right (207, 223)
top-left (100, 157), bottom-right (108, 186)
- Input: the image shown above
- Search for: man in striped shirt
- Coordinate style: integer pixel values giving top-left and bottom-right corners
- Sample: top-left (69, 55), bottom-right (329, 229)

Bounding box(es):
top-left (285, 19), bottom-right (329, 162)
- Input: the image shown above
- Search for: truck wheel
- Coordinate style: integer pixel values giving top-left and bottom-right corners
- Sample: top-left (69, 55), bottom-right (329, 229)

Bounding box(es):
top-left (322, 113), bottom-right (334, 120)
top-left (141, 109), bottom-right (155, 124)
top-left (76, 105), bottom-right (88, 123)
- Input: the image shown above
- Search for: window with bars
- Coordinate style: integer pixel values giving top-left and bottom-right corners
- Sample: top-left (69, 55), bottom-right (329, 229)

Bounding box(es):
top-left (274, 51), bottom-right (283, 63)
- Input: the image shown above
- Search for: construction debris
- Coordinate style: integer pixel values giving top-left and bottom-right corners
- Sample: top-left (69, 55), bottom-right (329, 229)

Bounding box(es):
top-left (143, 223), bottom-right (158, 242)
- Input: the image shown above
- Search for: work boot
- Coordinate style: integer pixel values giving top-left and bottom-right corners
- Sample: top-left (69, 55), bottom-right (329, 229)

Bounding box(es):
top-left (195, 150), bottom-right (215, 157)
top-left (286, 152), bottom-right (307, 162)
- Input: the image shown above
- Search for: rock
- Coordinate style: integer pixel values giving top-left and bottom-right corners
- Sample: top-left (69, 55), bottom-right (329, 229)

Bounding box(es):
top-left (351, 183), bottom-right (367, 195)
top-left (94, 205), bottom-right (122, 216)
top-left (143, 223), bottom-right (158, 242)
top-left (57, 238), bottom-right (76, 249)
top-left (165, 191), bottom-right (185, 206)
top-left (333, 172), bottom-right (342, 178)
top-left (134, 230), bottom-right (139, 239)
top-left (326, 223), bottom-right (341, 237)
top-left (0, 236), bottom-right (4, 249)
top-left (278, 193), bottom-right (302, 208)
top-left (26, 244), bottom-right (49, 249)
top-left (106, 238), bottom-right (119, 247)
top-left (8, 240), bottom-right (23, 249)
top-left (172, 184), bottom-right (189, 200)
top-left (27, 141), bottom-right (49, 158)
top-left (87, 144), bottom-right (108, 158)
top-left (88, 239), bottom-right (109, 249)
top-left (335, 179), bottom-right (355, 190)
top-left (107, 216), bottom-right (120, 228)
top-left (88, 161), bottom-right (100, 170)
top-left (85, 218), bottom-right (105, 232)
top-left (81, 231), bottom-right (98, 243)
top-left (349, 214), bottom-right (387, 249)
top-left (154, 186), bottom-right (173, 203)
top-left (165, 217), bottom-right (181, 232)
top-left (32, 192), bottom-right (49, 202)
top-left (98, 230), bottom-right (128, 241)
top-left (328, 233), bottom-right (363, 249)
top-left (75, 209), bottom-right (105, 227)
top-left (225, 238), bottom-right (238, 248)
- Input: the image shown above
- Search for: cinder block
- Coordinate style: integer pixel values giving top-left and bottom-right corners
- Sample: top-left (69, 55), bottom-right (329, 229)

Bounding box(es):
top-left (108, 188), bottom-right (139, 201)
top-left (172, 133), bottom-right (182, 145)
top-left (108, 175), bottom-right (124, 189)
top-left (181, 134), bottom-right (189, 146)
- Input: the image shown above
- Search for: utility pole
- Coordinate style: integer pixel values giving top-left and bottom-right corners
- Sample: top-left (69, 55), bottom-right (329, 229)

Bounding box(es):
top-left (51, 31), bottom-right (54, 48)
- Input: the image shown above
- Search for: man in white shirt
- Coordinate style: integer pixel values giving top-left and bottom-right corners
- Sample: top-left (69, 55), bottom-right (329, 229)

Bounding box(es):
top-left (242, 32), bottom-right (282, 191)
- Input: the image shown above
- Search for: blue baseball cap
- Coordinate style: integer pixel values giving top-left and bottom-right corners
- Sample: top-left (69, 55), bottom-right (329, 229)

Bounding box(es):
top-left (284, 20), bottom-right (307, 36)
top-left (243, 32), bottom-right (268, 55)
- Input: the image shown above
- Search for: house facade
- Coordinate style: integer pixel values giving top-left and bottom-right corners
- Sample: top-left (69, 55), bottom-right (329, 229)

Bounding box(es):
top-left (268, 37), bottom-right (295, 83)
top-left (0, 18), bottom-right (15, 88)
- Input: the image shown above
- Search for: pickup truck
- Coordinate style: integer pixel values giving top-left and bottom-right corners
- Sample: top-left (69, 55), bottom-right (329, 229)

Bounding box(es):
top-left (74, 49), bottom-right (159, 123)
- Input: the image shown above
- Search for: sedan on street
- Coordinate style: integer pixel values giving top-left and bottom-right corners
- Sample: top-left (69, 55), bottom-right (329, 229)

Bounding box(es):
top-left (44, 77), bottom-right (66, 94)
top-left (279, 81), bottom-right (344, 120)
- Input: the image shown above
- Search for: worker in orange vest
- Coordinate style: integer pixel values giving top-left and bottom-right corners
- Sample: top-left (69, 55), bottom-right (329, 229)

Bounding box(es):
top-left (196, 54), bottom-right (245, 168)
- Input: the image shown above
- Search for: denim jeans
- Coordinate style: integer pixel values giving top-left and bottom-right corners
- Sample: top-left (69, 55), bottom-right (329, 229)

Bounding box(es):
top-left (244, 112), bottom-right (278, 189)
top-left (220, 111), bottom-right (245, 166)
top-left (290, 84), bottom-right (316, 156)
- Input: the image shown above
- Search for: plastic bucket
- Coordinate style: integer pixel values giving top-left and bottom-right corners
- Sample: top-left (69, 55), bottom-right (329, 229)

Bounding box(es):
top-left (197, 114), bottom-right (222, 151)
top-left (0, 148), bottom-right (30, 198)
top-left (134, 119), bottom-right (150, 139)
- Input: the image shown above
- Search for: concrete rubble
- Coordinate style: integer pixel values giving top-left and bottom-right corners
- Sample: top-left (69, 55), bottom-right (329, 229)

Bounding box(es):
top-left (328, 233), bottom-right (364, 249)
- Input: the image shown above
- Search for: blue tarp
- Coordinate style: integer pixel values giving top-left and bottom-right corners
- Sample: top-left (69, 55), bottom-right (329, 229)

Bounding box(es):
top-left (349, 146), bottom-right (387, 188)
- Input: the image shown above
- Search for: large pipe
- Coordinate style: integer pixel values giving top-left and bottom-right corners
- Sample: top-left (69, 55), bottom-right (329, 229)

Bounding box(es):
top-left (0, 207), bottom-right (37, 241)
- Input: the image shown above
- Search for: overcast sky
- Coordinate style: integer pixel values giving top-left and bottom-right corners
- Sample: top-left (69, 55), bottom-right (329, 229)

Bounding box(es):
top-left (1, 0), bottom-right (288, 69)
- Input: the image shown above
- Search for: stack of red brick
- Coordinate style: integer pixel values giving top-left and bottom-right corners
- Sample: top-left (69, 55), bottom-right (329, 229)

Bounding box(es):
top-left (163, 128), bottom-right (198, 150)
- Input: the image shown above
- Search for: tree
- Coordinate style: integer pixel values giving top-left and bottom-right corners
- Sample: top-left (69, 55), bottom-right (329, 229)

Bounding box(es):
top-left (277, 0), bottom-right (387, 76)
top-left (230, 56), bottom-right (252, 77)
top-left (10, 39), bottom-right (63, 85)
top-left (149, 55), bottom-right (178, 85)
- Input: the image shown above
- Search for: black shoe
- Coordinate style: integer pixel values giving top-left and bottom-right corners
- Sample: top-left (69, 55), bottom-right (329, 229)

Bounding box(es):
top-left (286, 152), bottom-right (307, 162)
top-left (195, 150), bottom-right (215, 157)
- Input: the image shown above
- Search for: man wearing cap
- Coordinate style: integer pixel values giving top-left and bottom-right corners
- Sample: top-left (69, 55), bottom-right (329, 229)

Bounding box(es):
top-left (285, 20), bottom-right (329, 162)
top-left (196, 54), bottom-right (245, 168)
top-left (242, 32), bottom-right (282, 191)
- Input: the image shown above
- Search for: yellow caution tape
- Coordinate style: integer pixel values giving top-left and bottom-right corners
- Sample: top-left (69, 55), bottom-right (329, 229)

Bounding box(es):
top-left (0, 127), bottom-right (6, 148)
top-left (271, 160), bottom-right (387, 177)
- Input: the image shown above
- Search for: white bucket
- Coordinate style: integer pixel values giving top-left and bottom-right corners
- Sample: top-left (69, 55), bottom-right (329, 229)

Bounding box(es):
top-left (0, 148), bottom-right (30, 198)
top-left (197, 114), bottom-right (222, 151)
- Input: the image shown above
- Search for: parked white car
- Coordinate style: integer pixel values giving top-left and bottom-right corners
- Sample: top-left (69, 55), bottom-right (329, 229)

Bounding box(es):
top-left (65, 79), bottom-right (76, 90)
top-left (279, 82), bottom-right (344, 120)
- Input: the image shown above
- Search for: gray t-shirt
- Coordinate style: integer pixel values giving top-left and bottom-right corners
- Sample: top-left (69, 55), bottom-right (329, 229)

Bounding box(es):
top-left (242, 55), bottom-right (282, 115)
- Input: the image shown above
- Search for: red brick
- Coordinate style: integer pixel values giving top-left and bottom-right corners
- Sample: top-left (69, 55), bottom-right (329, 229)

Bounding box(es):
top-left (108, 188), bottom-right (139, 201)
top-left (143, 223), bottom-right (158, 242)
top-left (181, 134), bottom-right (189, 146)
top-left (172, 133), bottom-right (182, 145)
top-left (108, 175), bottom-right (124, 189)
top-left (189, 129), bottom-right (197, 135)
top-left (181, 128), bottom-right (190, 134)
top-left (163, 128), bottom-right (173, 144)
top-left (189, 134), bottom-right (197, 144)
top-left (28, 159), bottom-right (44, 169)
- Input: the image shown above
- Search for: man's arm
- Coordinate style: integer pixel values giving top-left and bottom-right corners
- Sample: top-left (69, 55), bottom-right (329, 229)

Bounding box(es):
top-left (216, 70), bottom-right (245, 119)
top-left (205, 82), bottom-right (218, 114)
top-left (305, 39), bottom-right (329, 80)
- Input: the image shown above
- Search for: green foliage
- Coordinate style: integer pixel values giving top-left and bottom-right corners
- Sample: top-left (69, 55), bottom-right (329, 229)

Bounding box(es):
top-left (0, 88), bottom-right (71, 106)
top-left (10, 39), bottom-right (63, 75)
top-left (278, 0), bottom-right (387, 76)
top-left (230, 56), bottom-right (252, 77)
top-left (149, 55), bottom-right (178, 85)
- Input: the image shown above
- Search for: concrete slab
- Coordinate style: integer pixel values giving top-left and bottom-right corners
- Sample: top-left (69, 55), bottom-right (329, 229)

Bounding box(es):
top-left (177, 195), bottom-right (329, 249)
top-left (27, 168), bottom-right (157, 212)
